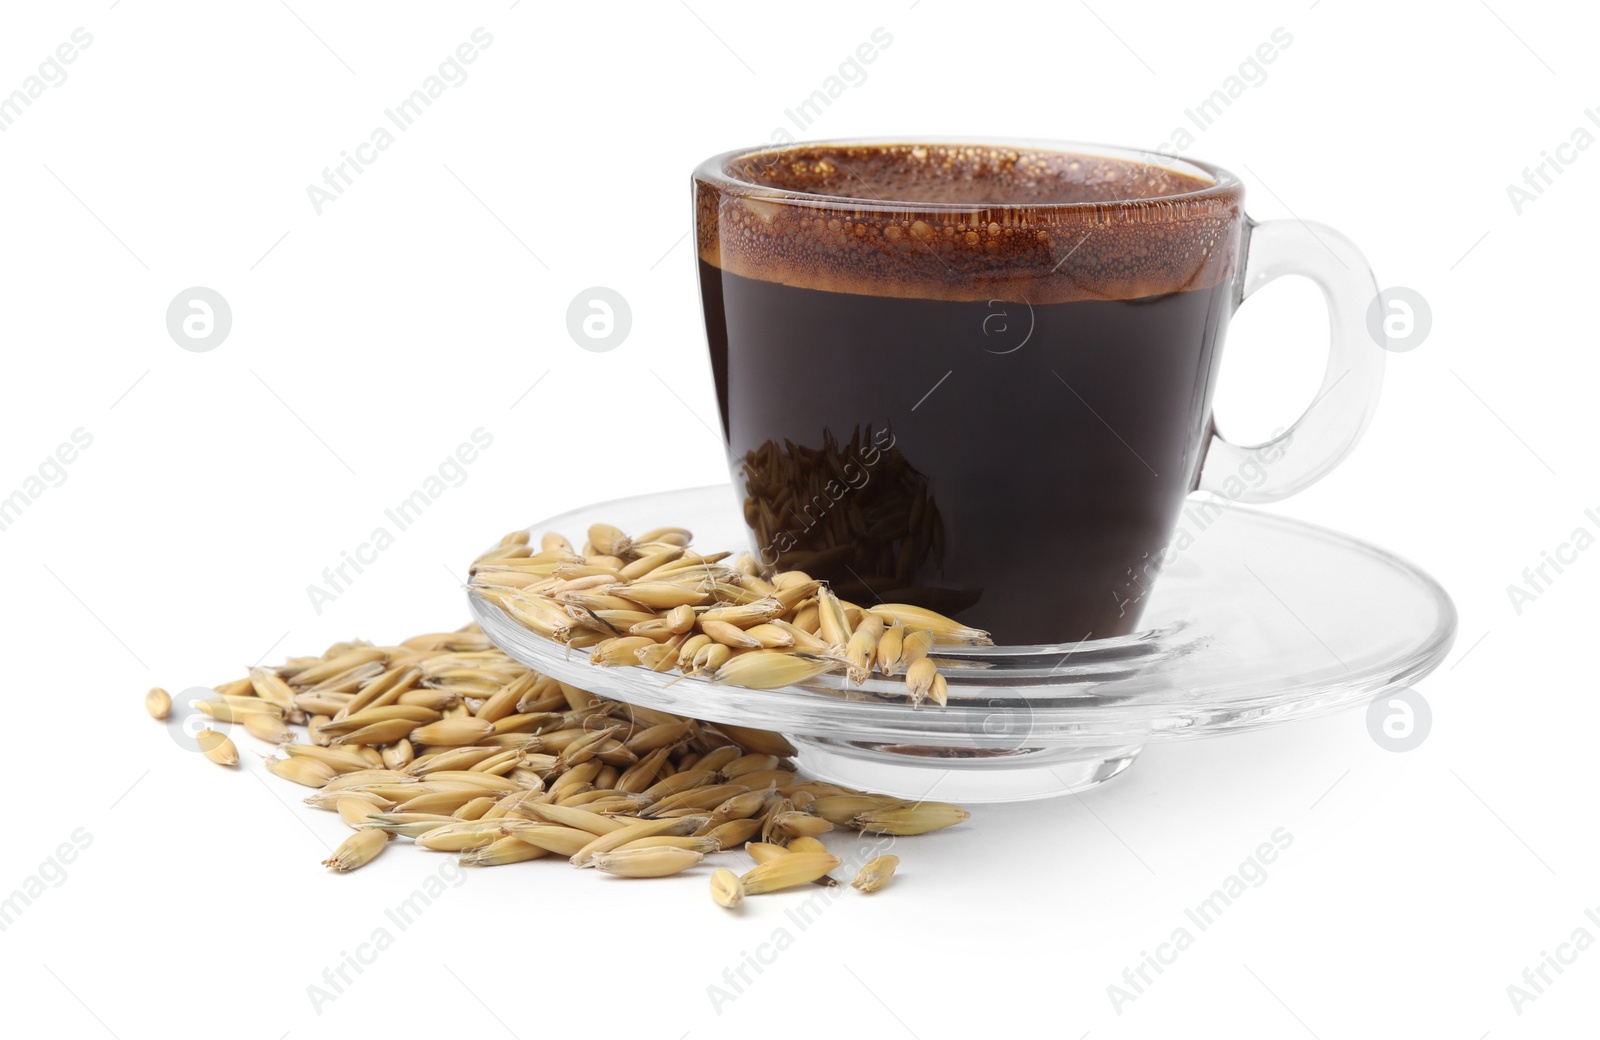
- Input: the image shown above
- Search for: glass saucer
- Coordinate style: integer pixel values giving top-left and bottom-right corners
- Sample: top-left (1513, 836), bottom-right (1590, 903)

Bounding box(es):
top-left (469, 485), bottom-right (1456, 803)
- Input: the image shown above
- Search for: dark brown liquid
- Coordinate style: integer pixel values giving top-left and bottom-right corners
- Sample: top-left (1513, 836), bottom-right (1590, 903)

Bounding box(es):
top-left (700, 259), bottom-right (1232, 644)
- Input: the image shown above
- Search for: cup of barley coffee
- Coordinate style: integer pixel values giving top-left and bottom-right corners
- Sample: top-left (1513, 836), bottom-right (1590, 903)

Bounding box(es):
top-left (695, 139), bottom-right (1383, 644)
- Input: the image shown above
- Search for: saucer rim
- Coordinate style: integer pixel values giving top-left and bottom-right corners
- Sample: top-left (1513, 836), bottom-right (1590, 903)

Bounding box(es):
top-left (469, 484), bottom-right (1458, 747)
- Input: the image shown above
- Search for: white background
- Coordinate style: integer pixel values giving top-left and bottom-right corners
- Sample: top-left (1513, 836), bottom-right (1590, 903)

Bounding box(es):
top-left (0, 1), bottom-right (1593, 1037)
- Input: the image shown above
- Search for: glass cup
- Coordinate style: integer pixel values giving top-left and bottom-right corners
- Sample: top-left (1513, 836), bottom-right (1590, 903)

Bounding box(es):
top-left (693, 139), bottom-right (1383, 645)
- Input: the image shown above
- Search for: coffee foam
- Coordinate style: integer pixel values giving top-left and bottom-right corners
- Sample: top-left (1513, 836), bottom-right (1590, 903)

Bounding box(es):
top-left (695, 143), bottom-right (1244, 303)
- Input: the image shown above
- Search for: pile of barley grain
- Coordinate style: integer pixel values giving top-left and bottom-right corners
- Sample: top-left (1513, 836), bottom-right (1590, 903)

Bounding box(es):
top-left (148, 624), bottom-right (965, 903)
top-left (468, 524), bottom-right (991, 705)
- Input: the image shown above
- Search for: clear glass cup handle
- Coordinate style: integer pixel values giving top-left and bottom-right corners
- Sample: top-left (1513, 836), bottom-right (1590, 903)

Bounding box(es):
top-left (1198, 218), bottom-right (1385, 503)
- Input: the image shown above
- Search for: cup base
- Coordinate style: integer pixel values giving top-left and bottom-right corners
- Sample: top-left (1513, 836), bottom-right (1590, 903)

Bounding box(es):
top-left (790, 736), bottom-right (1143, 803)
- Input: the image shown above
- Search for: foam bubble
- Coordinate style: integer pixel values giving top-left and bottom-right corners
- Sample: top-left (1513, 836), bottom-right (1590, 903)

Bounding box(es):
top-left (695, 143), bottom-right (1244, 304)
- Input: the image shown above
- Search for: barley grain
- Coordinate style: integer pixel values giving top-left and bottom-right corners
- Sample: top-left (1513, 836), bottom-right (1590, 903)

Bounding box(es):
top-left (266, 756), bottom-right (338, 788)
top-left (898, 628), bottom-right (934, 671)
top-left (809, 795), bottom-right (894, 826)
top-left (852, 855), bottom-right (899, 893)
top-left (720, 754), bottom-right (780, 781)
top-left (322, 828), bottom-right (390, 872)
top-left (741, 852), bottom-right (840, 894)
top-left (415, 820), bottom-right (507, 852)
top-left (331, 719), bottom-right (421, 746)
top-left (194, 698), bottom-right (281, 723)
top-left (905, 658), bottom-right (938, 707)
top-left (144, 687), bottom-right (171, 720)
top-left (741, 623), bottom-right (795, 649)
top-left (243, 711), bottom-right (292, 746)
top-left (868, 604), bottom-right (993, 645)
top-left (459, 835), bottom-right (548, 866)
top-left (704, 817), bottom-right (763, 849)
top-left (248, 668), bottom-right (299, 712)
top-left (874, 622), bottom-right (905, 676)
top-left (853, 801), bottom-right (970, 835)
top-left (772, 811), bottom-right (833, 838)
top-left (167, 618), bottom-right (973, 905)
top-left (710, 867), bottom-right (744, 908)
top-left (591, 846), bottom-right (703, 878)
top-left (571, 816), bottom-right (704, 867)
top-left (744, 841), bottom-right (789, 864)
top-left (410, 718), bottom-right (495, 746)
top-left (197, 728), bottom-right (238, 767)
top-left (286, 744), bottom-right (372, 772)
top-left (716, 724), bottom-right (796, 758)
top-left (380, 740), bottom-right (414, 770)
top-left (705, 651), bottom-right (832, 690)
top-left (815, 587), bottom-right (853, 649)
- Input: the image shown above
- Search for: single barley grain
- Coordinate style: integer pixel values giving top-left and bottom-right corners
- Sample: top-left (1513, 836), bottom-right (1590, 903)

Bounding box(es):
top-left (815, 587), bottom-right (853, 649)
top-left (785, 836), bottom-right (830, 856)
top-left (415, 820), bottom-right (508, 852)
top-left (808, 795), bottom-right (894, 825)
top-left (741, 852), bottom-right (841, 894)
top-left (772, 811), bottom-right (833, 838)
top-left (744, 841), bottom-right (789, 864)
top-left (144, 687), bottom-right (171, 720)
top-left (410, 718), bottom-right (495, 746)
top-left (570, 816), bottom-right (702, 867)
top-left (266, 756), bottom-right (338, 788)
top-left (459, 835), bottom-right (548, 866)
top-left (243, 711), bottom-right (292, 746)
top-left (898, 628), bottom-right (934, 670)
top-left (875, 623), bottom-right (905, 676)
top-left (853, 801), bottom-right (971, 836)
top-left (197, 728), bottom-right (238, 767)
top-left (590, 846), bottom-right (703, 878)
top-left (336, 797), bottom-right (379, 829)
top-left (710, 867), bottom-right (744, 908)
top-left (322, 828), bottom-right (391, 872)
top-left (904, 658), bottom-right (938, 707)
top-left (852, 855), bottom-right (899, 893)
top-left (705, 651), bottom-right (832, 690)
